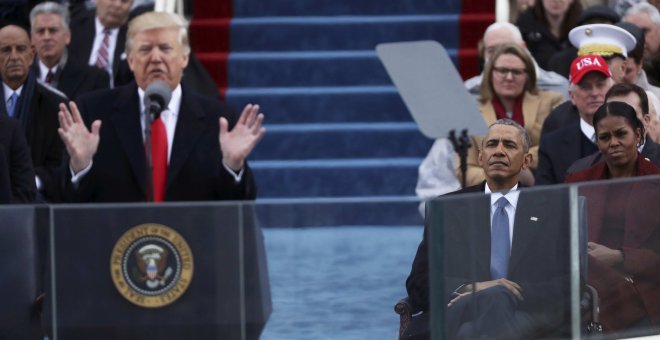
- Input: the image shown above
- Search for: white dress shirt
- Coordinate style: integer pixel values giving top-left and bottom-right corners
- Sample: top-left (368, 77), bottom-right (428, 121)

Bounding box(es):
top-left (580, 118), bottom-right (595, 143)
top-left (89, 17), bottom-right (119, 83)
top-left (72, 84), bottom-right (243, 184)
top-left (38, 61), bottom-right (58, 83)
top-left (485, 183), bottom-right (520, 248)
top-left (3, 82), bottom-right (23, 104)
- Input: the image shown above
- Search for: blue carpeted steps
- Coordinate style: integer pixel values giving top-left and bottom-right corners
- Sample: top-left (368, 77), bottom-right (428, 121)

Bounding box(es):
top-left (230, 15), bottom-right (457, 52)
top-left (252, 123), bottom-right (430, 160)
top-left (232, 1), bottom-right (460, 17)
top-left (215, 0), bottom-right (468, 226)
top-left (253, 158), bottom-right (420, 198)
top-left (226, 86), bottom-right (411, 123)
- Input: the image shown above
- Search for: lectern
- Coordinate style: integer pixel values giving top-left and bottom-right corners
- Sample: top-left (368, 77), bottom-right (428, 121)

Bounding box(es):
top-left (0, 205), bottom-right (42, 339)
top-left (46, 202), bottom-right (271, 339)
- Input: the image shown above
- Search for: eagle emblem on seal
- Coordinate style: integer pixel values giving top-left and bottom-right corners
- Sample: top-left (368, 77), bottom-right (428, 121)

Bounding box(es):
top-left (135, 244), bottom-right (174, 289)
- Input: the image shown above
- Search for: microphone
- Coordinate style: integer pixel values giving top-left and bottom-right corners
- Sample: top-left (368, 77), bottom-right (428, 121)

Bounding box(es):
top-left (144, 81), bottom-right (172, 121)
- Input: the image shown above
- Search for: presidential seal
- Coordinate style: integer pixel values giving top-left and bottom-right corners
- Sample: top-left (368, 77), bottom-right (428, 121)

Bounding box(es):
top-left (111, 223), bottom-right (194, 308)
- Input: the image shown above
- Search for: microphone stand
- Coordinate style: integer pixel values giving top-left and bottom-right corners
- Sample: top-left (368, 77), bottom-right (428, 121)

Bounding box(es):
top-left (143, 100), bottom-right (156, 203)
top-left (448, 129), bottom-right (471, 188)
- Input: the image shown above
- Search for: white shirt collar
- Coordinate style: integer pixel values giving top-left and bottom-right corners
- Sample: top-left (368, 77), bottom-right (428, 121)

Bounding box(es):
top-left (137, 84), bottom-right (182, 163)
top-left (485, 182), bottom-right (520, 209)
top-left (580, 118), bottom-right (595, 143)
top-left (38, 60), bottom-right (58, 82)
top-left (3, 83), bottom-right (23, 102)
top-left (94, 17), bottom-right (118, 36)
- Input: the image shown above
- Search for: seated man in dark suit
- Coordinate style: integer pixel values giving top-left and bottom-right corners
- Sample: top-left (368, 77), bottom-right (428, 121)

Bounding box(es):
top-left (0, 23), bottom-right (65, 201)
top-left (536, 55), bottom-right (613, 185)
top-left (57, 11), bottom-right (264, 202)
top-left (407, 119), bottom-right (570, 339)
top-left (30, 1), bottom-right (110, 101)
top-left (568, 83), bottom-right (660, 173)
top-left (539, 24), bottom-right (635, 138)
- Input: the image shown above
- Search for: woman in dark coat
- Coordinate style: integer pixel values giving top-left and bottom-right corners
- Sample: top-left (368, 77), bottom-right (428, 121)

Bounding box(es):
top-left (566, 102), bottom-right (660, 333)
top-left (516, 0), bottom-right (582, 70)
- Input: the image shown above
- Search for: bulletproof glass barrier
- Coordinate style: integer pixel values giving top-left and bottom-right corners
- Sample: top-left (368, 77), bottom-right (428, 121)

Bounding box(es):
top-left (428, 175), bottom-right (660, 339)
top-left (46, 201), bottom-right (270, 340)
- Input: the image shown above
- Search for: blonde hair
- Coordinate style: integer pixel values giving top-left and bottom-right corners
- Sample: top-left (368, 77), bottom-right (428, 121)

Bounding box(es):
top-left (125, 11), bottom-right (190, 55)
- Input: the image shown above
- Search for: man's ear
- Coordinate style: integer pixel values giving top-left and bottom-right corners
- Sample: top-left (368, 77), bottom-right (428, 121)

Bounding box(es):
top-left (477, 147), bottom-right (484, 166)
top-left (569, 89), bottom-right (577, 106)
top-left (644, 114), bottom-right (652, 126)
top-left (522, 152), bottom-right (532, 170)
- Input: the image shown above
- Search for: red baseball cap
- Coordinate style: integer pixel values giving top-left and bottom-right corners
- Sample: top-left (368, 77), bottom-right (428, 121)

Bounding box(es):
top-left (569, 55), bottom-right (611, 85)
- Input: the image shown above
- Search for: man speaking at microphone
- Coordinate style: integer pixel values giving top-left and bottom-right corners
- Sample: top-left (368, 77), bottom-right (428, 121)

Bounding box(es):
top-left (57, 11), bottom-right (265, 202)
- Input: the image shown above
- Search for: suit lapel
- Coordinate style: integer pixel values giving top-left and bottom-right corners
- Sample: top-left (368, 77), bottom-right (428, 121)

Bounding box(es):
top-left (110, 83), bottom-right (146, 195)
top-left (562, 126), bottom-right (582, 169)
top-left (166, 89), bottom-right (207, 190)
top-left (642, 139), bottom-right (660, 162)
top-left (58, 62), bottom-right (82, 99)
top-left (508, 191), bottom-right (547, 274)
top-left (113, 26), bottom-right (127, 78)
top-left (81, 17), bottom-right (95, 63)
top-left (450, 184), bottom-right (491, 277)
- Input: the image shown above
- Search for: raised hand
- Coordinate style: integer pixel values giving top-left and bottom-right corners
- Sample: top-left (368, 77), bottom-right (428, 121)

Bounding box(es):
top-left (219, 103), bottom-right (266, 171)
top-left (57, 101), bottom-right (101, 174)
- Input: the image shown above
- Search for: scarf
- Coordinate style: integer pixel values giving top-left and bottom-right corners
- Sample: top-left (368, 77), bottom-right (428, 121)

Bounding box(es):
top-left (492, 95), bottom-right (525, 126)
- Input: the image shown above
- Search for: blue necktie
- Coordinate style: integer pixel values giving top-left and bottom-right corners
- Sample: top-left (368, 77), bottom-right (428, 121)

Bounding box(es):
top-left (7, 92), bottom-right (17, 117)
top-left (490, 197), bottom-right (510, 279)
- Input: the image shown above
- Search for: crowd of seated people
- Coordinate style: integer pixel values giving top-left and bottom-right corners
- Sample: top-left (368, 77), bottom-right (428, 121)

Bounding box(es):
top-left (411, 1), bottom-right (660, 338)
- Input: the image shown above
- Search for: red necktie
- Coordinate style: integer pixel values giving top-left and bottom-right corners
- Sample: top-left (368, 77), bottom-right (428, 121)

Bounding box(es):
top-left (150, 117), bottom-right (168, 202)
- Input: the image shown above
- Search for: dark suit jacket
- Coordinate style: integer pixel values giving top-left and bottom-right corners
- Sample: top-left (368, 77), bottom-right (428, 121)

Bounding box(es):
top-left (565, 158), bottom-right (660, 329)
top-left (546, 46), bottom-right (577, 79)
top-left (0, 81), bottom-right (64, 200)
top-left (60, 82), bottom-right (256, 202)
top-left (33, 55), bottom-right (110, 101)
top-left (567, 138), bottom-right (660, 174)
top-left (406, 182), bottom-right (570, 325)
top-left (0, 115), bottom-right (35, 203)
top-left (540, 100), bottom-right (580, 138)
top-left (68, 9), bottom-right (133, 88)
top-left (536, 123), bottom-right (592, 185)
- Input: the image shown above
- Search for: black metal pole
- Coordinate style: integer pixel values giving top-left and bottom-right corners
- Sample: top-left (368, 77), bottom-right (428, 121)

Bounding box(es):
top-left (144, 107), bottom-right (155, 202)
top-left (448, 129), bottom-right (471, 188)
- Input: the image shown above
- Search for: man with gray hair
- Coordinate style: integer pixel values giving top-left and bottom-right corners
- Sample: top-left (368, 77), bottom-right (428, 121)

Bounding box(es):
top-left (407, 118), bottom-right (570, 338)
top-left (415, 22), bottom-right (569, 213)
top-left (57, 11), bottom-right (265, 202)
top-left (30, 1), bottom-right (109, 100)
top-left (536, 55), bottom-right (615, 185)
